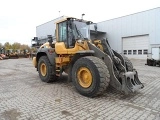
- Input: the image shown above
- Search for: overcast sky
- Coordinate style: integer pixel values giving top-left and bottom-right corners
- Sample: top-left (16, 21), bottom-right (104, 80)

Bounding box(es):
top-left (0, 0), bottom-right (159, 46)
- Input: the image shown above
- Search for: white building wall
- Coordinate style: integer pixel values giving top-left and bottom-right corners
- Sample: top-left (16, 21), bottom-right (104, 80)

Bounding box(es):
top-left (36, 16), bottom-right (64, 39)
top-left (97, 8), bottom-right (160, 55)
top-left (155, 8), bottom-right (160, 44)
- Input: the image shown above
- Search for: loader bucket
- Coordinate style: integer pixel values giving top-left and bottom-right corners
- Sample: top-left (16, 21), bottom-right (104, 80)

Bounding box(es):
top-left (120, 70), bottom-right (144, 94)
top-left (87, 41), bottom-right (144, 94)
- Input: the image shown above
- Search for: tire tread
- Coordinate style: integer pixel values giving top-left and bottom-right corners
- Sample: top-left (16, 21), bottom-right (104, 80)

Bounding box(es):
top-left (72, 56), bottom-right (110, 97)
top-left (38, 56), bottom-right (57, 82)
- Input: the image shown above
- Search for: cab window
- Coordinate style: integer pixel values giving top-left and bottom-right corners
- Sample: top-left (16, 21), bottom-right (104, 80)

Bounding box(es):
top-left (58, 22), bottom-right (67, 42)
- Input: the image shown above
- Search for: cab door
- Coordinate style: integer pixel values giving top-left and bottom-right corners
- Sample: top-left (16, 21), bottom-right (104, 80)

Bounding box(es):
top-left (55, 21), bottom-right (68, 54)
top-left (55, 20), bottom-right (76, 54)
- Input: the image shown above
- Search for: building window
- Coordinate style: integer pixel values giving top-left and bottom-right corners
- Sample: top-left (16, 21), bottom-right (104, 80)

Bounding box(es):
top-left (128, 50), bottom-right (132, 55)
top-left (143, 49), bottom-right (148, 54)
top-left (133, 50), bottom-right (137, 55)
top-left (138, 50), bottom-right (142, 55)
top-left (123, 50), bottom-right (127, 55)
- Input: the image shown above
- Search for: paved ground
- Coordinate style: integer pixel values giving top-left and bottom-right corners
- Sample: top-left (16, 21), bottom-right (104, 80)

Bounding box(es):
top-left (0, 58), bottom-right (160, 120)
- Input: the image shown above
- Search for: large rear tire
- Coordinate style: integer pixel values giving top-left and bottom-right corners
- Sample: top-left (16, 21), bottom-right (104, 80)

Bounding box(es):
top-left (72, 56), bottom-right (110, 97)
top-left (38, 56), bottom-right (57, 83)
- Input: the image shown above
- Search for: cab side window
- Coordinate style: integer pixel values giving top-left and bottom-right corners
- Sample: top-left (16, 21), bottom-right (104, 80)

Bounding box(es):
top-left (58, 22), bottom-right (67, 42)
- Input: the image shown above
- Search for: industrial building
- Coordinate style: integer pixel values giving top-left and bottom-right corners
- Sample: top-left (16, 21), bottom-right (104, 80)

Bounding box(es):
top-left (35, 7), bottom-right (160, 59)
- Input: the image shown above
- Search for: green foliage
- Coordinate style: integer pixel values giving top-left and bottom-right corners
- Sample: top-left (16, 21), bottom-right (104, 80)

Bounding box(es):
top-left (12, 42), bottom-right (21, 50)
top-left (0, 42), bottom-right (31, 51)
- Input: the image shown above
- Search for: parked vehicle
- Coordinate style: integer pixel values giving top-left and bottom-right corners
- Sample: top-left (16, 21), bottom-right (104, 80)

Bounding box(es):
top-left (0, 47), bottom-right (9, 60)
top-left (146, 47), bottom-right (160, 66)
top-left (5, 49), bottom-right (19, 58)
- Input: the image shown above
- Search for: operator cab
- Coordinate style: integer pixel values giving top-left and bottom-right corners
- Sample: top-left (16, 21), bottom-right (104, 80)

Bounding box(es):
top-left (56, 17), bottom-right (92, 48)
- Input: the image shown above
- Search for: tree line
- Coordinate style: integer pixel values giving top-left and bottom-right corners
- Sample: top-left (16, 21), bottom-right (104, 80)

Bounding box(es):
top-left (0, 42), bottom-right (34, 51)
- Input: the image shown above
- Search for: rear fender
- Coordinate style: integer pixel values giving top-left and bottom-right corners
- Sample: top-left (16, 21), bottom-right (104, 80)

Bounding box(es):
top-left (36, 48), bottom-right (57, 68)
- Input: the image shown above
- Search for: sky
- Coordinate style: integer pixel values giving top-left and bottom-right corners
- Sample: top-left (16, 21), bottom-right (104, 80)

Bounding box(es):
top-left (0, 0), bottom-right (159, 46)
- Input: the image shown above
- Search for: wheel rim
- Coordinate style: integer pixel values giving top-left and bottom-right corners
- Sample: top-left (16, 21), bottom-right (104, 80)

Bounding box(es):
top-left (40, 63), bottom-right (47, 76)
top-left (77, 67), bottom-right (92, 88)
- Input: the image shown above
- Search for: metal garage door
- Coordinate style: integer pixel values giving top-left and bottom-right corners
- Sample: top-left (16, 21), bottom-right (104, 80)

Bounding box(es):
top-left (122, 35), bottom-right (149, 59)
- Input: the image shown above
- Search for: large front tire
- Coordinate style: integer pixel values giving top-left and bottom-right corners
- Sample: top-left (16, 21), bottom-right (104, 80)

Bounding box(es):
top-left (72, 56), bottom-right (110, 97)
top-left (38, 56), bottom-right (57, 82)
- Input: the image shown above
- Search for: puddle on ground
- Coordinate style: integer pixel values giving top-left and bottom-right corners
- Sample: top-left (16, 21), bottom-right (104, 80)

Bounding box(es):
top-left (55, 99), bottom-right (61, 103)
top-left (61, 110), bottom-right (72, 116)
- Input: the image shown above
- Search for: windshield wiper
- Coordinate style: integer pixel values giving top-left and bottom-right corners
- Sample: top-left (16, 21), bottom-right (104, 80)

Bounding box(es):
top-left (75, 25), bottom-right (84, 39)
top-left (78, 30), bottom-right (85, 39)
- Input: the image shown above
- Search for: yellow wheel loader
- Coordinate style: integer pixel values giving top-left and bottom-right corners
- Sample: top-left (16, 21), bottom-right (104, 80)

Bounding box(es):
top-left (6, 49), bottom-right (19, 59)
top-left (33, 17), bottom-right (144, 97)
top-left (0, 47), bottom-right (9, 60)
